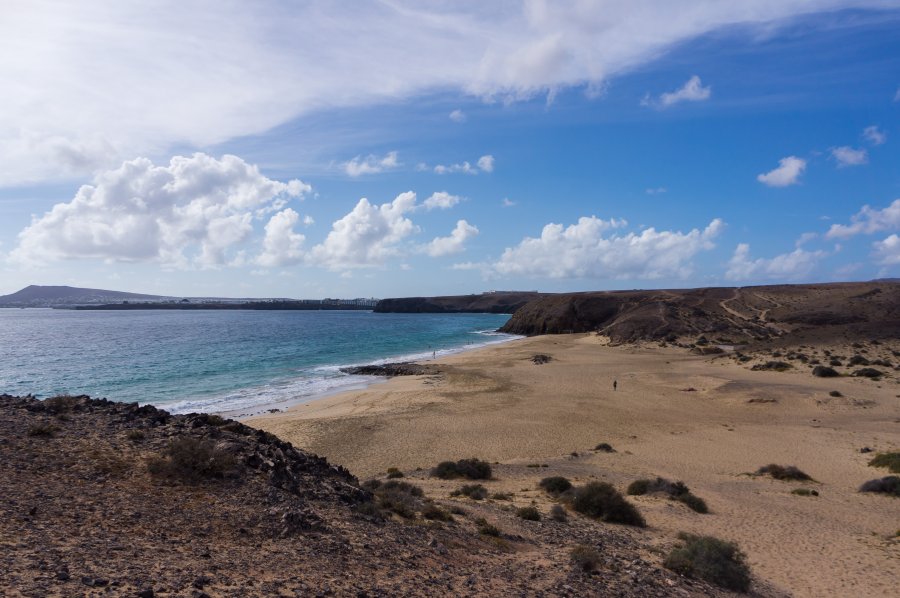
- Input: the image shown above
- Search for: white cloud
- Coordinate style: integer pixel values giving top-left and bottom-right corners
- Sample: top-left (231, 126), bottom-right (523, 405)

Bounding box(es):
top-left (873, 234), bottom-right (900, 265)
top-left (257, 208), bottom-right (306, 267)
top-left (644, 75), bottom-right (711, 108)
top-left (433, 154), bottom-right (495, 175)
top-left (449, 109), bottom-right (467, 123)
top-left (863, 125), bottom-right (886, 146)
top-left (6, 2), bottom-right (884, 186)
top-left (310, 191), bottom-right (419, 269)
top-left (477, 155), bottom-right (495, 173)
top-left (726, 243), bottom-right (825, 280)
top-left (11, 153), bottom-right (308, 267)
top-left (831, 146), bottom-right (868, 167)
top-left (825, 199), bottom-right (900, 239)
top-left (757, 156), bottom-right (806, 187)
top-left (895, 88), bottom-right (900, 102)
top-left (795, 232), bottom-right (818, 247)
top-left (502, 198), bottom-right (516, 207)
top-left (423, 191), bottom-right (461, 210)
top-left (344, 151), bottom-right (400, 177)
top-left (646, 187), bottom-right (667, 195)
top-left (303, 215), bottom-right (315, 226)
top-left (424, 220), bottom-right (479, 257)
top-left (490, 217), bottom-right (722, 279)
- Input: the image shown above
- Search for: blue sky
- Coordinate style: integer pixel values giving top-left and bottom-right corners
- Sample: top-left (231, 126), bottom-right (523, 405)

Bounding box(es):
top-left (1, 1), bottom-right (899, 298)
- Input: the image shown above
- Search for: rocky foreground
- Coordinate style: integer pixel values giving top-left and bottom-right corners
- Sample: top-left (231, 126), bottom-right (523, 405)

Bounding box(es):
top-left (0, 394), bottom-right (757, 597)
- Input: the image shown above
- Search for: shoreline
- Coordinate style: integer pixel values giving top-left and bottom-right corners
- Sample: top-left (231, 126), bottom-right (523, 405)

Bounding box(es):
top-left (248, 333), bottom-right (899, 597)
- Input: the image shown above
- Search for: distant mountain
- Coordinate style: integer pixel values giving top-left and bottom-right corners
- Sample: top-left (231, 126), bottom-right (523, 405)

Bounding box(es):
top-left (0, 285), bottom-right (169, 307)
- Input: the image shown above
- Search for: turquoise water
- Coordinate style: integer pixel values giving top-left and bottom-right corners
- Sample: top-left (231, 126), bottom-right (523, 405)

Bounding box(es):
top-left (0, 309), bottom-right (515, 415)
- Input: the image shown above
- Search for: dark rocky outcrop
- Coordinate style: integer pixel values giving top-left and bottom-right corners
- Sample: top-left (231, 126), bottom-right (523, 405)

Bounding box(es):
top-left (340, 363), bottom-right (438, 376)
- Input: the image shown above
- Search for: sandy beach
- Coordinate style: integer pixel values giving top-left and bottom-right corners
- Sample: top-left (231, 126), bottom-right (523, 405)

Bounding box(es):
top-left (249, 334), bottom-right (900, 596)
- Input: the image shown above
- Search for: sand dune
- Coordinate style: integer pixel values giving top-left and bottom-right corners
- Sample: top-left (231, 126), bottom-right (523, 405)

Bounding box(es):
top-left (250, 334), bottom-right (899, 597)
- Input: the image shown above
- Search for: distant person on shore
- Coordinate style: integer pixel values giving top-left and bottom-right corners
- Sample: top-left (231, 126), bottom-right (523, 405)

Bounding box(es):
top-left (613, 380), bottom-right (617, 391)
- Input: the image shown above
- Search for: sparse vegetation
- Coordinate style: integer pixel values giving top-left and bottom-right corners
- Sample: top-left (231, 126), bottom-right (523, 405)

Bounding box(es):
top-left (751, 361), bottom-right (792, 372)
top-left (421, 503), bottom-right (453, 522)
top-left (516, 506), bottom-right (541, 521)
top-left (431, 458), bottom-right (492, 480)
top-left (539, 476), bottom-right (572, 496)
top-left (43, 395), bottom-right (80, 414)
top-left (147, 436), bottom-right (238, 484)
top-left (451, 484), bottom-right (488, 500)
top-left (386, 467), bottom-right (404, 479)
top-left (369, 480), bottom-right (425, 518)
top-left (491, 492), bottom-right (512, 501)
top-left (474, 517), bottom-right (500, 536)
top-left (829, 390), bottom-right (843, 397)
top-left (549, 504), bottom-right (568, 522)
top-left (755, 464), bottom-right (812, 482)
top-left (570, 544), bottom-right (601, 572)
top-left (811, 365), bottom-right (839, 377)
top-left (594, 442), bottom-right (615, 452)
top-left (791, 488), bottom-right (819, 497)
top-left (859, 476), bottom-right (900, 497)
top-left (126, 429), bottom-right (146, 441)
top-left (626, 477), bottom-right (708, 513)
top-left (27, 421), bottom-right (60, 437)
top-left (563, 482), bottom-right (645, 527)
top-left (868, 452), bottom-right (900, 473)
top-left (664, 533), bottom-right (751, 593)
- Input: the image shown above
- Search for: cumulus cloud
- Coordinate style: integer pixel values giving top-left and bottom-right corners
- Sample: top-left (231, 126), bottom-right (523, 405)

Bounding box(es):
top-left (11, 153), bottom-right (309, 267)
top-left (643, 75), bottom-right (711, 108)
top-left (726, 243), bottom-right (825, 281)
top-left (433, 155), bottom-right (495, 175)
top-left (257, 208), bottom-right (306, 267)
top-left (310, 191), bottom-right (419, 269)
top-left (477, 155), bottom-right (495, 172)
top-left (825, 199), bottom-right (900, 239)
top-left (757, 156), bottom-right (806, 187)
top-left (449, 109), bottom-right (467, 123)
top-left (7, 2), bottom-right (879, 185)
top-left (424, 220), bottom-right (479, 257)
top-left (873, 234), bottom-right (900, 265)
top-left (423, 191), bottom-right (461, 210)
top-left (490, 217), bottom-right (723, 279)
top-left (831, 146), bottom-right (868, 167)
top-left (863, 125), bottom-right (886, 146)
top-left (344, 151), bottom-right (400, 176)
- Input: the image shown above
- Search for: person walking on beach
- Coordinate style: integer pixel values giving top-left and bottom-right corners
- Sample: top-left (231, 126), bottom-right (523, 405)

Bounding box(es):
top-left (613, 379), bottom-right (617, 391)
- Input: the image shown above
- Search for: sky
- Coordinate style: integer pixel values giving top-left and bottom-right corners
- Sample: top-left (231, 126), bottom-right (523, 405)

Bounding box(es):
top-left (1, 0), bottom-right (900, 299)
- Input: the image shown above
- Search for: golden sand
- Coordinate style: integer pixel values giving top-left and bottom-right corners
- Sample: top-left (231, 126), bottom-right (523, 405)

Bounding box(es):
top-left (249, 334), bottom-right (900, 597)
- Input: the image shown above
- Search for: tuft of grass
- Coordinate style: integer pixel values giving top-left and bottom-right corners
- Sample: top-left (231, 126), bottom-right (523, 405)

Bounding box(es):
top-left (549, 504), bottom-right (568, 522)
top-left (515, 506), bottom-right (541, 521)
top-left (450, 484), bottom-right (488, 501)
top-left (491, 492), bottom-right (512, 501)
top-left (474, 517), bottom-right (500, 537)
top-left (791, 488), bottom-right (819, 497)
top-left (421, 503), bottom-right (453, 522)
top-left (868, 452), bottom-right (900, 474)
top-left (627, 477), bottom-right (708, 514)
top-left (27, 421), bottom-right (60, 438)
top-left (594, 442), bottom-right (615, 452)
top-left (147, 436), bottom-right (238, 484)
top-left (386, 467), bottom-right (404, 479)
top-left (563, 482), bottom-right (645, 527)
top-left (859, 476), bottom-right (900, 497)
top-left (664, 533), bottom-right (751, 593)
top-left (570, 544), bottom-right (601, 572)
top-left (755, 464), bottom-right (812, 482)
top-left (538, 476), bottom-right (572, 496)
top-left (371, 480), bottom-right (425, 518)
top-left (43, 395), bottom-right (80, 414)
top-left (431, 458), bottom-right (492, 480)
top-left (126, 429), bottom-right (146, 441)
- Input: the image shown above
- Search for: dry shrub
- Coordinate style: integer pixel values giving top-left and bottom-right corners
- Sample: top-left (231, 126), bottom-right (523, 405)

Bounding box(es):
top-left (664, 533), bottom-right (751, 592)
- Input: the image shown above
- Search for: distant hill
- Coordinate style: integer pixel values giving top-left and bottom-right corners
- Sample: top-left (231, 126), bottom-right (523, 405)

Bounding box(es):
top-left (374, 291), bottom-right (546, 314)
top-left (0, 285), bottom-right (169, 307)
top-left (499, 282), bottom-right (900, 344)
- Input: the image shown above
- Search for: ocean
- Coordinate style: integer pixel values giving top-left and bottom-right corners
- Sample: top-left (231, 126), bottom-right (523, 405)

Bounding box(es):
top-left (0, 309), bottom-right (515, 416)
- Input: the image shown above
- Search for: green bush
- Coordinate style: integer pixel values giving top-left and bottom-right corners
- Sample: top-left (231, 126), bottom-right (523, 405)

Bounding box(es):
top-left (374, 480), bottom-right (424, 518)
top-left (431, 458), bottom-right (492, 480)
top-left (564, 482), bottom-right (645, 527)
top-left (755, 464), bottom-right (812, 481)
top-left (516, 506), bottom-right (541, 521)
top-left (451, 484), bottom-right (488, 500)
top-left (538, 476), bottom-right (572, 496)
top-left (664, 533), bottom-right (751, 593)
top-left (147, 436), bottom-right (237, 483)
top-left (868, 452), bottom-right (900, 474)
top-left (627, 477), bottom-right (707, 513)
top-left (570, 544), bottom-right (601, 572)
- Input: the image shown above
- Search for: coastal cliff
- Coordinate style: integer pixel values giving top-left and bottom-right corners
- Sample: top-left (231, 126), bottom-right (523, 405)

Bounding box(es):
top-left (374, 291), bottom-right (544, 314)
top-left (499, 282), bottom-right (900, 344)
